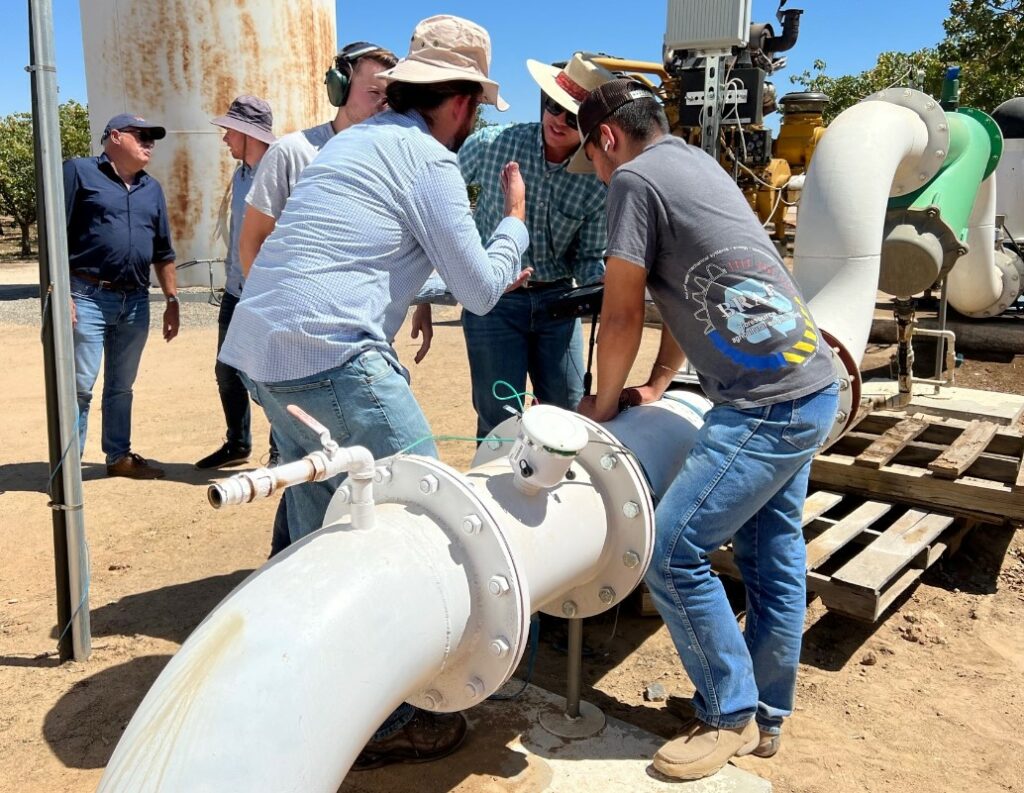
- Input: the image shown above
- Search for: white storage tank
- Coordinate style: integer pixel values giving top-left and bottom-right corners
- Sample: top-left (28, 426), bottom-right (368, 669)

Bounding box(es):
top-left (78, 0), bottom-right (338, 286)
top-left (993, 98), bottom-right (1024, 245)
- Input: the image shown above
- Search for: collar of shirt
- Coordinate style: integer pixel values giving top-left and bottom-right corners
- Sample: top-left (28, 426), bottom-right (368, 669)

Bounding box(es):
top-left (97, 152), bottom-right (149, 189)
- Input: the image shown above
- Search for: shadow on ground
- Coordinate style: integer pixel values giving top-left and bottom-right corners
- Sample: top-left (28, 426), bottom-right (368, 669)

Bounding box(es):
top-left (0, 460), bottom-right (236, 494)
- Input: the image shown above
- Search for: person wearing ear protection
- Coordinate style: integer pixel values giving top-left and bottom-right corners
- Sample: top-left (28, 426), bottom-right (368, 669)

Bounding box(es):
top-left (237, 42), bottom-right (398, 278)
top-left (194, 96), bottom-right (275, 471)
top-left (454, 53), bottom-right (613, 439)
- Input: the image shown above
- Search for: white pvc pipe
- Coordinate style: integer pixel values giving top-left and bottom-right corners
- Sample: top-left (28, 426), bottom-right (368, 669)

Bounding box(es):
top-left (98, 508), bottom-right (473, 793)
top-left (793, 101), bottom-right (932, 365)
top-left (947, 175), bottom-right (1022, 317)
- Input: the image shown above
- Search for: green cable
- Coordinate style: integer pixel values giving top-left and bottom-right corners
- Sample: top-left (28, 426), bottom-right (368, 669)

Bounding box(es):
top-left (398, 434), bottom-right (517, 455)
top-left (491, 380), bottom-right (535, 413)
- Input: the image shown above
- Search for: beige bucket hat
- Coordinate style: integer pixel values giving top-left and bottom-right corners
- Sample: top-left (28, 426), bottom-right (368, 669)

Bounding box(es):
top-left (527, 53), bottom-right (617, 115)
top-left (378, 15), bottom-right (508, 111)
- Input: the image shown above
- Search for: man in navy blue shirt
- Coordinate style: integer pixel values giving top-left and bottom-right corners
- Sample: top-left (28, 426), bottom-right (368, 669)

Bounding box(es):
top-left (64, 112), bottom-right (177, 479)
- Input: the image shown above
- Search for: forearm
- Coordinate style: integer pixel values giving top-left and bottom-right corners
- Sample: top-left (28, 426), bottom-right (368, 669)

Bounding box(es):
top-left (645, 327), bottom-right (687, 398)
top-left (153, 260), bottom-right (177, 297)
top-left (594, 309), bottom-right (645, 417)
top-left (239, 207), bottom-right (275, 276)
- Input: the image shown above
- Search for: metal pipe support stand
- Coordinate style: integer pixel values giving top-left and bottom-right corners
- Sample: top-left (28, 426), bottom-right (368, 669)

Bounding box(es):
top-left (539, 617), bottom-right (606, 738)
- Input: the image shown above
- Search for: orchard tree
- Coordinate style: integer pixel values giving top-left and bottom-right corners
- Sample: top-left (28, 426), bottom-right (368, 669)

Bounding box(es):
top-left (940, 0), bottom-right (1024, 111)
top-left (0, 100), bottom-right (91, 257)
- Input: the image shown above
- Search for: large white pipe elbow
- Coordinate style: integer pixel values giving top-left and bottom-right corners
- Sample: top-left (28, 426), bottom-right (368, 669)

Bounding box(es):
top-left (947, 175), bottom-right (1023, 317)
top-left (793, 99), bottom-right (933, 366)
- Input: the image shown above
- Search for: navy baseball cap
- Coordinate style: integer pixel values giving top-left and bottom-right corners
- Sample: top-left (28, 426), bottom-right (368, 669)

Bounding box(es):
top-left (102, 113), bottom-right (167, 142)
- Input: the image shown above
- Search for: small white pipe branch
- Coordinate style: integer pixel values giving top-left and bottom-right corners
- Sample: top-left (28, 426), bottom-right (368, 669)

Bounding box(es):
top-left (793, 100), bottom-right (931, 367)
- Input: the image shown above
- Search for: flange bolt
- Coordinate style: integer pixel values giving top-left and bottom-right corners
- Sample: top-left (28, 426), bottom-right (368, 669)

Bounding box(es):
top-left (598, 587), bottom-right (616, 605)
top-left (336, 487), bottom-right (351, 505)
top-left (622, 501), bottom-right (640, 519)
top-left (423, 689), bottom-right (444, 709)
top-left (462, 515), bottom-right (483, 535)
top-left (600, 454), bottom-right (618, 471)
top-left (490, 637), bottom-right (511, 658)
top-left (419, 475), bottom-right (439, 495)
top-left (488, 576), bottom-right (511, 596)
top-left (623, 550), bottom-right (641, 569)
top-left (465, 677), bottom-right (485, 700)
top-left (562, 600), bottom-right (578, 617)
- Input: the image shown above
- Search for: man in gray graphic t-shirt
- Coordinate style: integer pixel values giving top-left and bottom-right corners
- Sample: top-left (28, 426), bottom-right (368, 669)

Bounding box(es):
top-left (575, 79), bottom-right (839, 782)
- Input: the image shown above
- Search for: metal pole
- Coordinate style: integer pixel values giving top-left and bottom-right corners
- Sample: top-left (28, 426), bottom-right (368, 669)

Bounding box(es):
top-left (564, 617), bottom-right (583, 719)
top-left (934, 277), bottom-right (950, 392)
top-left (28, 0), bottom-right (91, 661)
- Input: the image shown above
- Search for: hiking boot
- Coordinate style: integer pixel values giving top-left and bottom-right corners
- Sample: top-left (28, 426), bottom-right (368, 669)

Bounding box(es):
top-left (107, 452), bottom-right (165, 480)
top-left (351, 710), bottom-right (467, 771)
top-left (195, 442), bottom-right (251, 470)
top-left (666, 696), bottom-right (779, 758)
top-left (653, 718), bottom-right (759, 780)
top-left (752, 731), bottom-right (780, 758)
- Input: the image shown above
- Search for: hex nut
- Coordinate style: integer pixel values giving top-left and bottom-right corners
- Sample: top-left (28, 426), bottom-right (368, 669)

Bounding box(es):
top-left (622, 551), bottom-right (641, 569)
top-left (465, 677), bottom-right (485, 700)
top-left (373, 467), bottom-right (392, 484)
top-left (419, 475), bottom-right (439, 495)
top-left (622, 501), bottom-right (640, 519)
top-left (487, 439), bottom-right (503, 451)
top-left (461, 515), bottom-right (483, 535)
top-left (562, 600), bottom-right (578, 618)
top-left (490, 637), bottom-right (511, 658)
top-left (598, 587), bottom-right (616, 604)
top-left (488, 576), bottom-right (511, 596)
top-left (600, 454), bottom-right (618, 471)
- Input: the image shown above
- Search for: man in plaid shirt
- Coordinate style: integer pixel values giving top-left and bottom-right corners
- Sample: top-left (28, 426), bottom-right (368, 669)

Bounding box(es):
top-left (458, 53), bottom-right (614, 436)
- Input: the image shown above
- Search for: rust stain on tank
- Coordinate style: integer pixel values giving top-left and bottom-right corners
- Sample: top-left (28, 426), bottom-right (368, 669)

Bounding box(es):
top-left (168, 149), bottom-right (200, 251)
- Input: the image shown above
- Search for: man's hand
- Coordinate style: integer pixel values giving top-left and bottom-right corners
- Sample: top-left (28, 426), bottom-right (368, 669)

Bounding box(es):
top-left (505, 267), bottom-right (533, 293)
top-left (577, 395), bottom-right (620, 423)
top-left (500, 161), bottom-right (526, 222)
top-left (70, 298), bottom-right (77, 328)
top-left (619, 384), bottom-right (662, 409)
top-left (163, 300), bottom-right (180, 342)
top-left (410, 303), bottom-right (433, 364)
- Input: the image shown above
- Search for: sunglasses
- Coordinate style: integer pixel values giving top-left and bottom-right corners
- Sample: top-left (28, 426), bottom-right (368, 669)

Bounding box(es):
top-left (119, 128), bottom-right (158, 144)
top-left (541, 94), bottom-right (578, 130)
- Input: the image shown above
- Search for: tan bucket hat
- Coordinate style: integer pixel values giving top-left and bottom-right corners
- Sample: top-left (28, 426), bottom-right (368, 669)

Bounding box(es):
top-left (378, 15), bottom-right (508, 111)
top-left (527, 53), bottom-right (617, 115)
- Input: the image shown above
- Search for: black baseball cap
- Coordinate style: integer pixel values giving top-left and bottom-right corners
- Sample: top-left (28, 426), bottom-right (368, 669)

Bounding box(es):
top-left (577, 78), bottom-right (657, 143)
top-left (102, 113), bottom-right (167, 142)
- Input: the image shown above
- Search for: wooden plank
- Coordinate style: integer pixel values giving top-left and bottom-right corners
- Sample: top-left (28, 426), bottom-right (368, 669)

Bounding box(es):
top-left (801, 490), bottom-right (843, 525)
top-left (831, 433), bottom-right (1020, 484)
top-left (928, 420), bottom-right (1000, 479)
top-left (810, 456), bottom-right (1023, 523)
top-left (853, 415), bottom-right (930, 469)
top-left (856, 414), bottom-right (1024, 458)
top-left (831, 511), bottom-right (954, 593)
top-left (804, 501), bottom-right (892, 569)
top-left (1016, 457), bottom-right (1024, 493)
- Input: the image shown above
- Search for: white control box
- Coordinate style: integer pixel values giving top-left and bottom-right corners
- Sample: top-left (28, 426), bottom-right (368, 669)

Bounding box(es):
top-left (665, 0), bottom-right (752, 53)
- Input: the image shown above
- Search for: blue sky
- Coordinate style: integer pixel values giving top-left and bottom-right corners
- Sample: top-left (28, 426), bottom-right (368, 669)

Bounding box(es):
top-left (3, 1), bottom-right (949, 122)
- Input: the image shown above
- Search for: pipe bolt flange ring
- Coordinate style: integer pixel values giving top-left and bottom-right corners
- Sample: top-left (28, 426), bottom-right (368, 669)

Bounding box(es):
top-left (866, 87), bottom-right (951, 197)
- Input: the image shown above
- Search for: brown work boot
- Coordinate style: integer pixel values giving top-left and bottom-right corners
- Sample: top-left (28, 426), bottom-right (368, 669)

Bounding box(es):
top-left (666, 697), bottom-right (779, 758)
top-left (351, 710), bottom-right (467, 771)
top-left (653, 718), bottom-right (759, 780)
top-left (106, 452), bottom-right (165, 480)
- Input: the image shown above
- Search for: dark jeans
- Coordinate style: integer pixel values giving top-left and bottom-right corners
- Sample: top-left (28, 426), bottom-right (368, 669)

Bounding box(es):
top-left (215, 292), bottom-right (252, 449)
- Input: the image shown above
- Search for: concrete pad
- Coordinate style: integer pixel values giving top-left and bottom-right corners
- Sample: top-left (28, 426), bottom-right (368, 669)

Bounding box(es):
top-left (861, 380), bottom-right (1024, 426)
top-left (340, 684), bottom-right (771, 793)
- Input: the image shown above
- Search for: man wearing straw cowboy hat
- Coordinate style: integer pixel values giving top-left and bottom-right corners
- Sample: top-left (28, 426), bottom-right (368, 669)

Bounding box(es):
top-left (219, 15), bottom-right (531, 768)
top-left (457, 53), bottom-right (614, 438)
top-left (195, 96), bottom-right (276, 471)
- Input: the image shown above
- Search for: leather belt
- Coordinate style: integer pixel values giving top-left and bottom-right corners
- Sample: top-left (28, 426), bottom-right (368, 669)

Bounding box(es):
top-left (511, 278), bottom-right (572, 293)
top-left (71, 272), bottom-right (145, 292)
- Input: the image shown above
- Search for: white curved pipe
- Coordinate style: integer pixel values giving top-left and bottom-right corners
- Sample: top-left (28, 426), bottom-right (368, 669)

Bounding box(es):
top-left (98, 508), bottom-right (473, 792)
top-left (98, 401), bottom-right (714, 792)
top-left (947, 175), bottom-right (1022, 317)
top-left (793, 101), bottom-right (931, 365)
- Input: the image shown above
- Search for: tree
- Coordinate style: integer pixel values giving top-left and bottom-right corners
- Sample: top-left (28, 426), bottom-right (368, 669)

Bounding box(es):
top-left (791, 50), bottom-right (944, 125)
top-left (0, 100), bottom-right (91, 257)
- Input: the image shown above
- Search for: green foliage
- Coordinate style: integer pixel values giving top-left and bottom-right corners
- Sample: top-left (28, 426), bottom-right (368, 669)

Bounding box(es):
top-left (0, 100), bottom-right (91, 256)
top-left (791, 51), bottom-right (944, 125)
top-left (791, 0), bottom-right (1024, 123)
top-left (939, 0), bottom-right (1024, 111)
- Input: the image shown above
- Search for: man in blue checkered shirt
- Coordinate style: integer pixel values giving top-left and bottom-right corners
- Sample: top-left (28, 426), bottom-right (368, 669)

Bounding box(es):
top-left (457, 53), bottom-right (614, 437)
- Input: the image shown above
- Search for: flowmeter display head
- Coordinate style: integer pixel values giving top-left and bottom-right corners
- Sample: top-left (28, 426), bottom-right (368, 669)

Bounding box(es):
top-left (509, 405), bottom-right (589, 495)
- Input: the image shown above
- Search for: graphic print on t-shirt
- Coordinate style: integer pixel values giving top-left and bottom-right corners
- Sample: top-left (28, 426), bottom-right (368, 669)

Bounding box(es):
top-left (686, 245), bottom-right (820, 371)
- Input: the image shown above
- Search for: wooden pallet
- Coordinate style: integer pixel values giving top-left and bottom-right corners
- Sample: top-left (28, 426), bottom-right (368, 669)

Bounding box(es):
top-left (811, 410), bottom-right (1024, 526)
top-left (708, 490), bottom-right (972, 622)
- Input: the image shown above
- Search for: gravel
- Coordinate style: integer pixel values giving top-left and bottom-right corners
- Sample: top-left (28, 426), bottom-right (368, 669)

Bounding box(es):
top-left (0, 286), bottom-right (222, 329)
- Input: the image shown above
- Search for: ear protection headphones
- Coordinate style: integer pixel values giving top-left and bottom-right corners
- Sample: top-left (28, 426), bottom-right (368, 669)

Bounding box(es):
top-left (325, 41), bottom-right (383, 108)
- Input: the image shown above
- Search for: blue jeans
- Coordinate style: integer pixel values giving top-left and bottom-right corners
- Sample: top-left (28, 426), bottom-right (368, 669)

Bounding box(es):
top-left (644, 381), bottom-right (840, 735)
top-left (214, 293), bottom-right (251, 448)
top-left (242, 349), bottom-right (439, 739)
top-left (71, 276), bottom-right (150, 464)
top-left (463, 287), bottom-right (585, 437)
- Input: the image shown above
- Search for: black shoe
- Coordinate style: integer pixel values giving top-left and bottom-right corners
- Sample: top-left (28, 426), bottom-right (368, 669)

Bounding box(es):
top-left (351, 710), bottom-right (468, 771)
top-left (195, 443), bottom-right (251, 470)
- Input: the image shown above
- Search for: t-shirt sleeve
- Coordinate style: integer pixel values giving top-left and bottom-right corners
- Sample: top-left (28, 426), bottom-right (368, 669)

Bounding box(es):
top-left (152, 184), bottom-right (176, 263)
top-left (245, 140), bottom-right (292, 219)
top-left (605, 169), bottom-right (658, 271)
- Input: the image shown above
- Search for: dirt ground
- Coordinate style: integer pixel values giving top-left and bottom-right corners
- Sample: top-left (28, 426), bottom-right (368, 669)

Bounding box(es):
top-left (1, 259), bottom-right (1023, 793)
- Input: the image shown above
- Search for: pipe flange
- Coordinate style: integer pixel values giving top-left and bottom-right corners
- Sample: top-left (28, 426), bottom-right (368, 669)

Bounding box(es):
top-left (475, 415), bottom-right (655, 619)
top-left (959, 107), bottom-right (1004, 181)
top-left (325, 455), bottom-right (530, 713)
top-left (865, 88), bottom-right (950, 197)
top-left (820, 328), bottom-right (859, 451)
top-left (954, 249), bottom-right (1023, 318)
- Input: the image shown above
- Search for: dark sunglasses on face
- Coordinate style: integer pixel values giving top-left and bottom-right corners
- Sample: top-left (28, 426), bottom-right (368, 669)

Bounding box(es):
top-left (542, 94), bottom-right (578, 130)
top-left (120, 128), bottom-right (157, 144)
